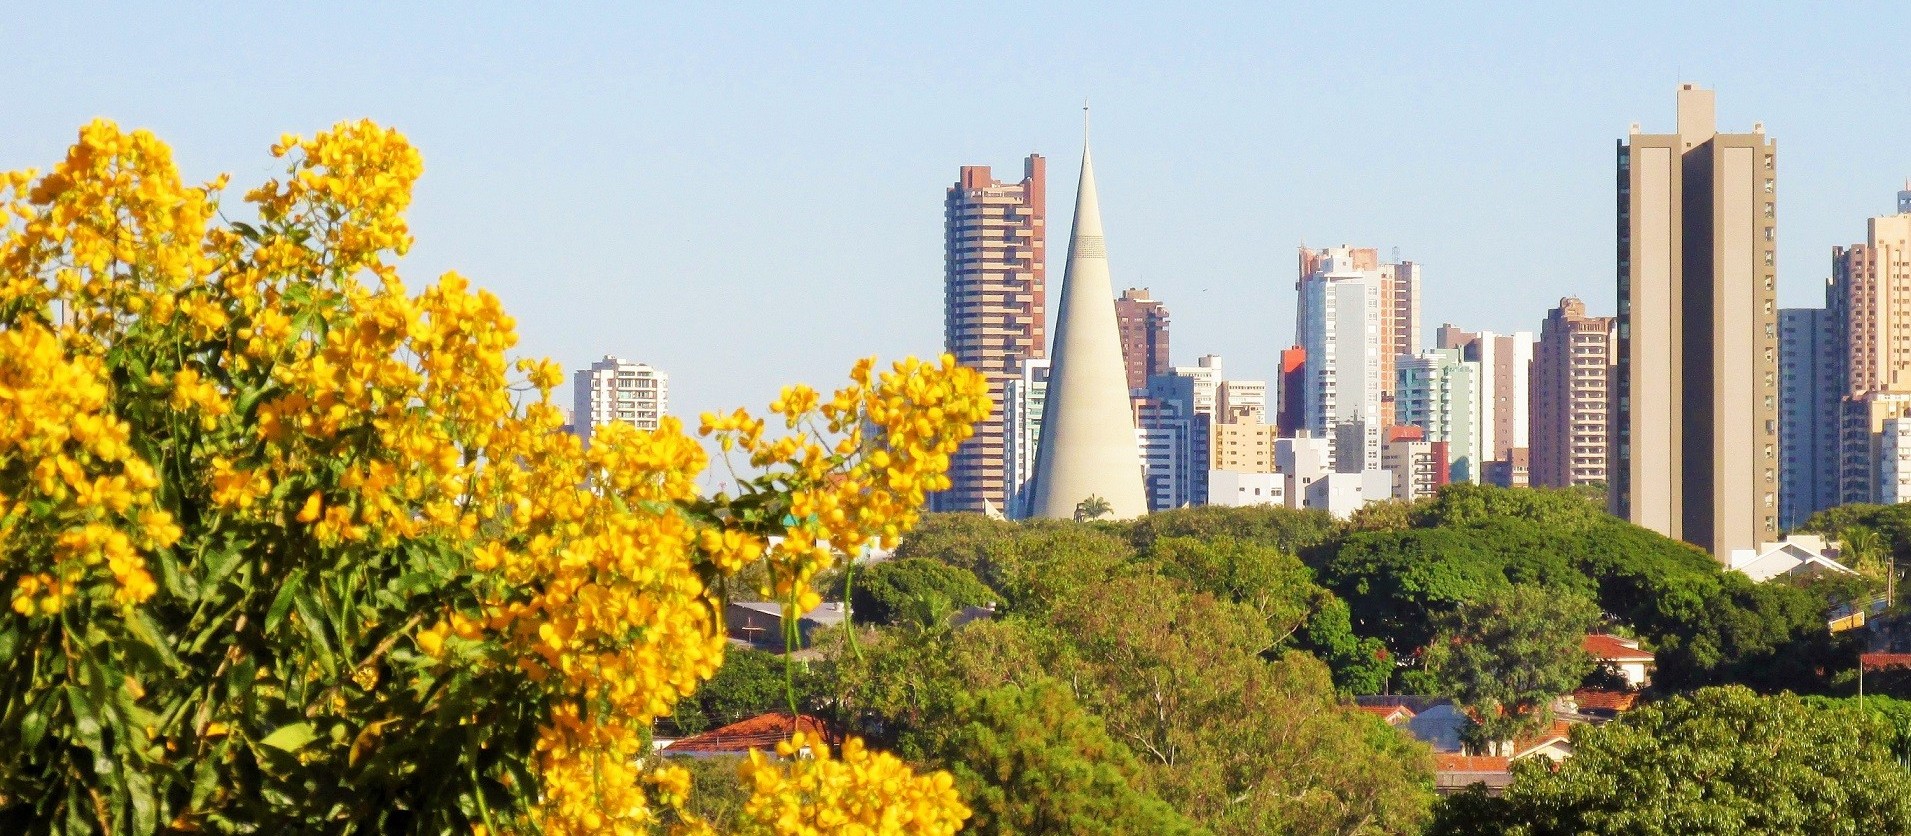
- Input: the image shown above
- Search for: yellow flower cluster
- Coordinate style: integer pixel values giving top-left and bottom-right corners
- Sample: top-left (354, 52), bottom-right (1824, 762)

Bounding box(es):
top-left (731, 733), bottom-right (970, 836)
top-left (0, 118), bottom-right (979, 835)
top-left (699, 355), bottom-right (989, 614)
top-left (0, 323), bottom-right (172, 612)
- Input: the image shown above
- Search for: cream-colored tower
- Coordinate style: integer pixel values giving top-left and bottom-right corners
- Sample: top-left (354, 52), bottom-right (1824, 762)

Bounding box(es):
top-left (1029, 119), bottom-right (1149, 520)
top-left (1614, 84), bottom-right (1779, 558)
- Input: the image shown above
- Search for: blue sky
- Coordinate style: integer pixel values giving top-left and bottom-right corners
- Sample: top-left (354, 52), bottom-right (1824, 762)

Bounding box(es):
top-left (6, 2), bottom-right (1908, 434)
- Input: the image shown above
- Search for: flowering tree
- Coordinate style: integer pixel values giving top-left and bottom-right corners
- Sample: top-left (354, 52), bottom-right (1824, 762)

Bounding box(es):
top-left (0, 120), bottom-right (984, 834)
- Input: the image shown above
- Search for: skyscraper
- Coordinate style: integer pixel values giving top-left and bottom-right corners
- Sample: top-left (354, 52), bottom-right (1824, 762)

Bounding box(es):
top-left (1614, 84), bottom-right (1779, 557)
top-left (571, 356), bottom-right (668, 448)
top-left (1299, 247), bottom-right (1387, 473)
top-left (1530, 298), bottom-right (1615, 489)
top-left (1298, 246), bottom-right (1419, 403)
top-left (1029, 123), bottom-right (1149, 521)
top-left (1001, 357), bottom-right (1050, 519)
top-left (1217, 378), bottom-right (1268, 425)
top-left (937, 155), bottom-right (1046, 514)
top-left (1778, 300), bottom-right (1838, 528)
top-left (1276, 346), bottom-right (1306, 436)
top-left (1114, 288), bottom-right (1171, 392)
top-left (1436, 325), bottom-right (1534, 468)
top-left (1834, 186), bottom-right (1911, 506)
top-left (1396, 348), bottom-right (1482, 482)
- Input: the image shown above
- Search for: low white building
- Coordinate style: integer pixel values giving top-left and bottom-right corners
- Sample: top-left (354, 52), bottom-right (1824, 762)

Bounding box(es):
top-left (1208, 469), bottom-right (1284, 507)
top-left (1583, 634), bottom-right (1654, 689)
top-left (1727, 535), bottom-right (1857, 583)
top-left (1303, 469), bottom-right (1394, 519)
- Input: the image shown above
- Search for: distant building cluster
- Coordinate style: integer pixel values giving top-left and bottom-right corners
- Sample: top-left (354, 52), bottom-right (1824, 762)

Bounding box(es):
top-left (573, 85), bottom-right (1893, 566)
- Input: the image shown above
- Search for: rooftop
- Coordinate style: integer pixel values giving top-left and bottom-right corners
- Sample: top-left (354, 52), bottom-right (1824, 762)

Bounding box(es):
top-left (663, 712), bottom-right (836, 756)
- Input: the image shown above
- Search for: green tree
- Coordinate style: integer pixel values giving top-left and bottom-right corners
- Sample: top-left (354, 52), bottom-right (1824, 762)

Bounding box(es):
top-left (901, 680), bottom-right (1209, 836)
top-left (1432, 687), bottom-right (1911, 835)
top-left (1130, 505), bottom-right (1340, 555)
top-left (1422, 584), bottom-right (1599, 744)
top-left (847, 557), bottom-right (996, 627)
top-left (1074, 495), bottom-right (1113, 522)
top-left (665, 647), bottom-right (825, 735)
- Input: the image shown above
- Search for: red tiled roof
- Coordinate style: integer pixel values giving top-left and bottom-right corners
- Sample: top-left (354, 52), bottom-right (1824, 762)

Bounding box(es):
top-left (1387, 425), bottom-right (1426, 442)
top-left (1357, 704), bottom-right (1416, 723)
top-left (1583, 634), bottom-right (1654, 662)
top-left (1862, 652), bottom-right (1911, 671)
top-left (1435, 754), bottom-right (1510, 773)
top-left (1511, 720), bottom-right (1576, 760)
top-left (663, 712), bottom-right (835, 755)
top-left (1571, 689), bottom-right (1639, 712)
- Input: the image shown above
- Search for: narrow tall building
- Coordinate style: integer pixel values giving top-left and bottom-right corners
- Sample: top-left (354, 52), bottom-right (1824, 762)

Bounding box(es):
top-left (1614, 84), bottom-right (1779, 557)
top-left (1001, 357), bottom-right (1051, 519)
top-left (1276, 346), bottom-right (1307, 436)
top-left (1299, 247), bottom-right (1387, 473)
top-left (1779, 300), bottom-right (1838, 529)
top-left (1114, 288), bottom-right (1171, 392)
top-left (1530, 298), bottom-right (1615, 489)
top-left (937, 155), bottom-right (1046, 513)
top-left (572, 356), bottom-right (668, 448)
top-left (1029, 126), bottom-right (1149, 520)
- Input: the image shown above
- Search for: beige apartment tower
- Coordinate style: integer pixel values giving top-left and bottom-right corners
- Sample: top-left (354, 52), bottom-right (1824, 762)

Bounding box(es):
top-left (1531, 298), bottom-right (1615, 488)
top-left (937, 155), bottom-right (1046, 513)
top-left (1614, 84), bottom-right (1779, 557)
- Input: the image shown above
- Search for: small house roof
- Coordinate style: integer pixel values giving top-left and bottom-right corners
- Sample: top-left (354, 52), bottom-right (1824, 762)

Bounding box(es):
top-left (664, 712), bottom-right (835, 755)
top-left (1584, 634), bottom-right (1654, 662)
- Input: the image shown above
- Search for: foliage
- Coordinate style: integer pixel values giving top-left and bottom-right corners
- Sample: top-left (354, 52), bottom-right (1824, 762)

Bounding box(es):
top-left (1128, 504), bottom-right (1339, 556)
top-left (1073, 495), bottom-right (1113, 522)
top-left (1432, 687), bottom-right (1911, 835)
top-left (1423, 584), bottom-right (1599, 743)
top-left (666, 648), bottom-right (827, 737)
top-left (0, 121), bottom-right (981, 834)
top-left (847, 558), bottom-right (996, 628)
top-left (898, 679), bottom-right (1208, 835)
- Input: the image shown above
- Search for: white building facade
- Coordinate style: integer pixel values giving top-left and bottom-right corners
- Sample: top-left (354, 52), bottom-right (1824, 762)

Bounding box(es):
top-left (1300, 247), bottom-right (1387, 474)
top-left (572, 356), bottom-right (668, 447)
top-left (1002, 358), bottom-right (1050, 518)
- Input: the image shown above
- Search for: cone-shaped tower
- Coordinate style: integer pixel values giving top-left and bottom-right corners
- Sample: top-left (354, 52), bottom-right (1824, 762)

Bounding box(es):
top-left (1029, 115), bottom-right (1149, 520)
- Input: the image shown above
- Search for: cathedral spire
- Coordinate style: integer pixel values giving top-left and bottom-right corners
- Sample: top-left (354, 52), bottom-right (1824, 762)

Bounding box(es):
top-left (1029, 120), bottom-right (1149, 520)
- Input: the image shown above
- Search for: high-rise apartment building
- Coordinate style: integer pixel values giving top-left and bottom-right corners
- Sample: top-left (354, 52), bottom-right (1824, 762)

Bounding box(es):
top-left (1397, 348), bottom-right (1483, 482)
top-left (1217, 379), bottom-right (1268, 425)
top-left (1276, 346), bottom-right (1306, 436)
top-left (1134, 393), bottom-right (1209, 511)
top-left (1530, 298), bottom-right (1616, 488)
top-left (1114, 288), bottom-right (1171, 392)
top-left (1383, 425), bottom-right (1445, 502)
top-left (1212, 420), bottom-right (1280, 473)
top-left (1299, 247), bottom-right (1388, 473)
top-left (1436, 325), bottom-right (1534, 467)
top-left (1778, 300), bottom-right (1839, 529)
top-left (1002, 358), bottom-right (1051, 519)
top-left (938, 155), bottom-right (1046, 513)
top-left (1833, 187), bottom-right (1911, 507)
top-left (1614, 84), bottom-right (1779, 557)
top-left (571, 356), bottom-right (668, 448)
top-left (1298, 246), bottom-right (1419, 404)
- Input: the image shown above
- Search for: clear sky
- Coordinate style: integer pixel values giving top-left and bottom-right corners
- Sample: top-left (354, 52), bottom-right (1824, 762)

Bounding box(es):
top-left (7, 2), bottom-right (1909, 439)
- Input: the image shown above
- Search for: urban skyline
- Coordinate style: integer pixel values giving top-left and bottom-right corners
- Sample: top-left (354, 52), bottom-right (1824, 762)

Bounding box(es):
top-left (17, 5), bottom-right (1911, 446)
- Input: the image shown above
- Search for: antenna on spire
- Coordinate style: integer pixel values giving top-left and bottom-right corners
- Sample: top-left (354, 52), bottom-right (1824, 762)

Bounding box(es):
top-left (1082, 98), bottom-right (1091, 144)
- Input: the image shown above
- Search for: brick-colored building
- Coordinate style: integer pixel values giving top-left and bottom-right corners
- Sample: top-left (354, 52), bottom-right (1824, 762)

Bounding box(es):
top-left (1530, 298), bottom-right (1615, 488)
top-left (937, 155), bottom-right (1046, 513)
top-left (1114, 287), bottom-right (1170, 392)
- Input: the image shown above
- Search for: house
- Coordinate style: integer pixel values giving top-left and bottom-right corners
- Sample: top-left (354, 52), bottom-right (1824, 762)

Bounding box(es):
top-left (1353, 696), bottom-right (1468, 753)
top-left (726, 601), bottom-right (848, 649)
top-left (1584, 634), bottom-right (1654, 689)
top-left (663, 712), bottom-right (836, 758)
top-left (1434, 754), bottom-right (1512, 795)
top-left (1508, 720), bottom-right (1575, 762)
top-left (1566, 688), bottom-right (1640, 718)
top-left (1727, 535), bottom-right (1857, 583)
top-left (1355, 703), bottom-right (1417, 727)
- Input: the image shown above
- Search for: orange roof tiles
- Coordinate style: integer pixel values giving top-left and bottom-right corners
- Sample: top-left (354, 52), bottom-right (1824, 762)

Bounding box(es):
top-left (1583, 634), bottom-right (1654, 662)
top-left (663, 712), bottom-right (836, 755)
top-left (1861, 652), bottom-right (1911, 671)
top-left (1571, 689), bottom-right (1640, 712)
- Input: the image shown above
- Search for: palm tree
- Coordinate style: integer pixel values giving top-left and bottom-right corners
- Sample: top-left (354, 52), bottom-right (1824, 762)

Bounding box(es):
top-left (1073, 494), bottom-right (1112, 523)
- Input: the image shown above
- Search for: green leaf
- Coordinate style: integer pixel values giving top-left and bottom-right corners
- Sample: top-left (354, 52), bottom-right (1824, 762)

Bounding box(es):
top-left (258, 722), bottom-right (318, 752)
top-left (266, 568), bottom-right (306, 632)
